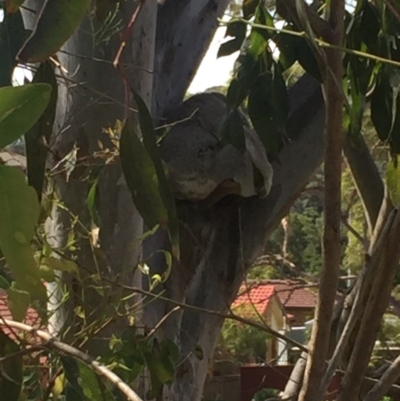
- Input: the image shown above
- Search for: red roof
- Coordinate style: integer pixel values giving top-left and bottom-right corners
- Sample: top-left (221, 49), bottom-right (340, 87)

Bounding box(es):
top-left (0, 291), bottom-right (42, 342)
top-left (232, 284), bottom-right (276, 315)
top-left (235, 280), bottom-right (317, 313)
top-left (261, 280), bottom-right (317, 309)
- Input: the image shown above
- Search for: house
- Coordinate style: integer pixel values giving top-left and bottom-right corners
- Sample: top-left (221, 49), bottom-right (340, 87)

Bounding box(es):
top-left (265, 280), bottom-right (317, 326)
top-left (232, 284), bottom-right (287, 365)
top-left (233, 280), bottom-right (318, 364)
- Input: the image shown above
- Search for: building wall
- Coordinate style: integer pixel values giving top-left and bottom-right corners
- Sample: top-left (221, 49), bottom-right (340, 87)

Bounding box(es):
top-left (287, 307), bottom-right (314, 326)
top-left (265, 297), bottom-right (286, 364)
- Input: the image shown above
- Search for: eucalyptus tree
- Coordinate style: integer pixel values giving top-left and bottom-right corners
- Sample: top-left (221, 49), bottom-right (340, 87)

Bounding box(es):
top-left (1, 1), bottom-right (400, 401)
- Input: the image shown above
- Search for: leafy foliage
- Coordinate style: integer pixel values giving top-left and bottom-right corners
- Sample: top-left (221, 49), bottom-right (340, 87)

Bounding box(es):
top-left (216, 307), bottom-right (270, 364)
top-left (17, 0), bottom-right (92, 62)
top-left (0, 84), bottom-right (52, 148)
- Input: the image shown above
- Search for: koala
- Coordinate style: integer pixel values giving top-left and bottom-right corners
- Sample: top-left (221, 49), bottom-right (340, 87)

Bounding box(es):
top-left (160, 92), bottom-right (273, 202)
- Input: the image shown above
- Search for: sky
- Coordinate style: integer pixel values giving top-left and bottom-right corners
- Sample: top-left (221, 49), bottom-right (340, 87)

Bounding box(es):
top-left (188, 24), bottom-right (238, 93)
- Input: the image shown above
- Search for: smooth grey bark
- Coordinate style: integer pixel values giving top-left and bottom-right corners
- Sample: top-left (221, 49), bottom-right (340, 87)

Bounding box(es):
top-left (343, 132), bottom-right (384, 234)
top-left (153, 0), bottom-right (231, 118)
top-left (143, 74), bottom-right (325, 401)
top-left (23, 1), bottom-right (156, 338)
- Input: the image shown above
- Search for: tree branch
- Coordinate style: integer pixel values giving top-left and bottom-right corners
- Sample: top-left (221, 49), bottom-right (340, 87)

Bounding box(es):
top-left (298, 0), bottom-right (345, 399)
top-left (318, 198), bottom-right (400, 398)
top-left (153, 0), bottom-right (231, 119)
top-left (337, 204), bottom-right (400, 401)
top-left (363, 355), bottom-right (400, 401)
top-left (0, 319), bottom-right (143, 401)
top-left (343, 132), bottom-right (384, 233)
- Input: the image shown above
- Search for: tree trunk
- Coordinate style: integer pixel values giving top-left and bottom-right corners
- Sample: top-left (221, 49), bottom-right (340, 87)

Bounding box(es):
top-left (23, 0), bottom-right (156, 339)
top-left (143, 74), bottom-right (325, 401)
top-left (22, 1), bottom-right (331, 400)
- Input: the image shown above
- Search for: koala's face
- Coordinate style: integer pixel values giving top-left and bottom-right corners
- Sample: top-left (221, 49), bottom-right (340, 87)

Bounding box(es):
top-left (158, 92), bottom-right (273, 201)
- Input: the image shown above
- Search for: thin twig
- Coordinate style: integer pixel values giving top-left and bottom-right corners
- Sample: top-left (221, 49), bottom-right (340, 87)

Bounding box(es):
top-left (364, 354), bottom-right (400, 401)
top-left (113, 1), bottom-right (146, 68)
top-left (119, 285), bottom-right (309, 353)
top-left (222, 19), bottom-right (400, 69)
top-left (0, 320), bottom-right (143, 401)
top-left (145, 306), bottom-right (180, 339)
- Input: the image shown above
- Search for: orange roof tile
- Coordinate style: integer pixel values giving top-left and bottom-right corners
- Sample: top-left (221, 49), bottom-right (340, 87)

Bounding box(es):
top-left (266, 280), bottom-right (317, 309)
top-left (232, 284), bottom-right (276, 315)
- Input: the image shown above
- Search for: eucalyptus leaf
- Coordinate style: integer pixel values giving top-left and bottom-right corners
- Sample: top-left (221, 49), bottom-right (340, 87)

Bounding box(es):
top-left (0, 84), bottom-right (52, 148)
top-left (0, 165), bottom-right (46, 302)
top-left (131, 91), bottom-right (180, 259)
top-left (7, 284), bottom-right (30, 322)
top-left (25, 62), bottom-right (57, 202)
top-left (120, 120), bottom-right (169, 229)
top-left (218, 20), bottom-right (246, 58)
top-left (17, 0), bottom-right (91, 62)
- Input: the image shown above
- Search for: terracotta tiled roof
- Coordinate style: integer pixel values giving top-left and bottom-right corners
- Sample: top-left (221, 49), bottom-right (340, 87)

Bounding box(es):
top-left (0, 290), bottom-right (43, 342)
top-left (263, 280), bottom-right (317, 309)
top-left (232, 284), bottom-right (276, 315)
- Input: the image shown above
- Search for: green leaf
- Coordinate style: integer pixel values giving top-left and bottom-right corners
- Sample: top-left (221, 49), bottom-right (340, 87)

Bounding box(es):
top-left (248, 5), bottom-right (273, 58)
top-left (131, 91), bottom-right (180, 259)
top-left (359, 3), bottom-right (380, 53)
top-left (87, 177), bottom-right (101, 227)
top-left (386, 157), bottom-right (400, 206)
top-left (217, 20), bottom-right (246, 58)
top-left (7, 284), bottom-right (30, 322)
top-left (38, 263), bottom-right (56, 282)
top-left (0, 331), bottom-right (22, 401)
top-left (17, 0), bottom-right (91, 63)
top-left (220, 109), bottom-right (246, 152)
top-left (371, 73), bottom-right (392, 142)
top-left (0, 274), bottom-right (10, 290)
top-left (145, 352), bottom-right (173, 386)
top-left (159, 339), bottom-right (179, 369)
top-left (120, 120), bottom-right (169, 229)
top-left (227, 53), bottom-right (259, 108)
top-left (277, 30), bottom-right (322, 81)
top-left (0, 165), bottom-right (46, 302)
top-left (371, 70), bottom-right (400, 154)
top-left (0, 9), bottom-right (26, 87)
top-left (248, 67), bottom-right (288, 157)
top-left (25, 62), bottom-right (57, 202)
top-left (61, 356), bottom-right (85, 401)
top-left (40, 256), bottom-right (78, 273)
top-left (0, 84), bottom-right (52, 148)
top-left (78, 362), bottom-right (106, 401)
top-left (5, 0), bottom-right (25, 13)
